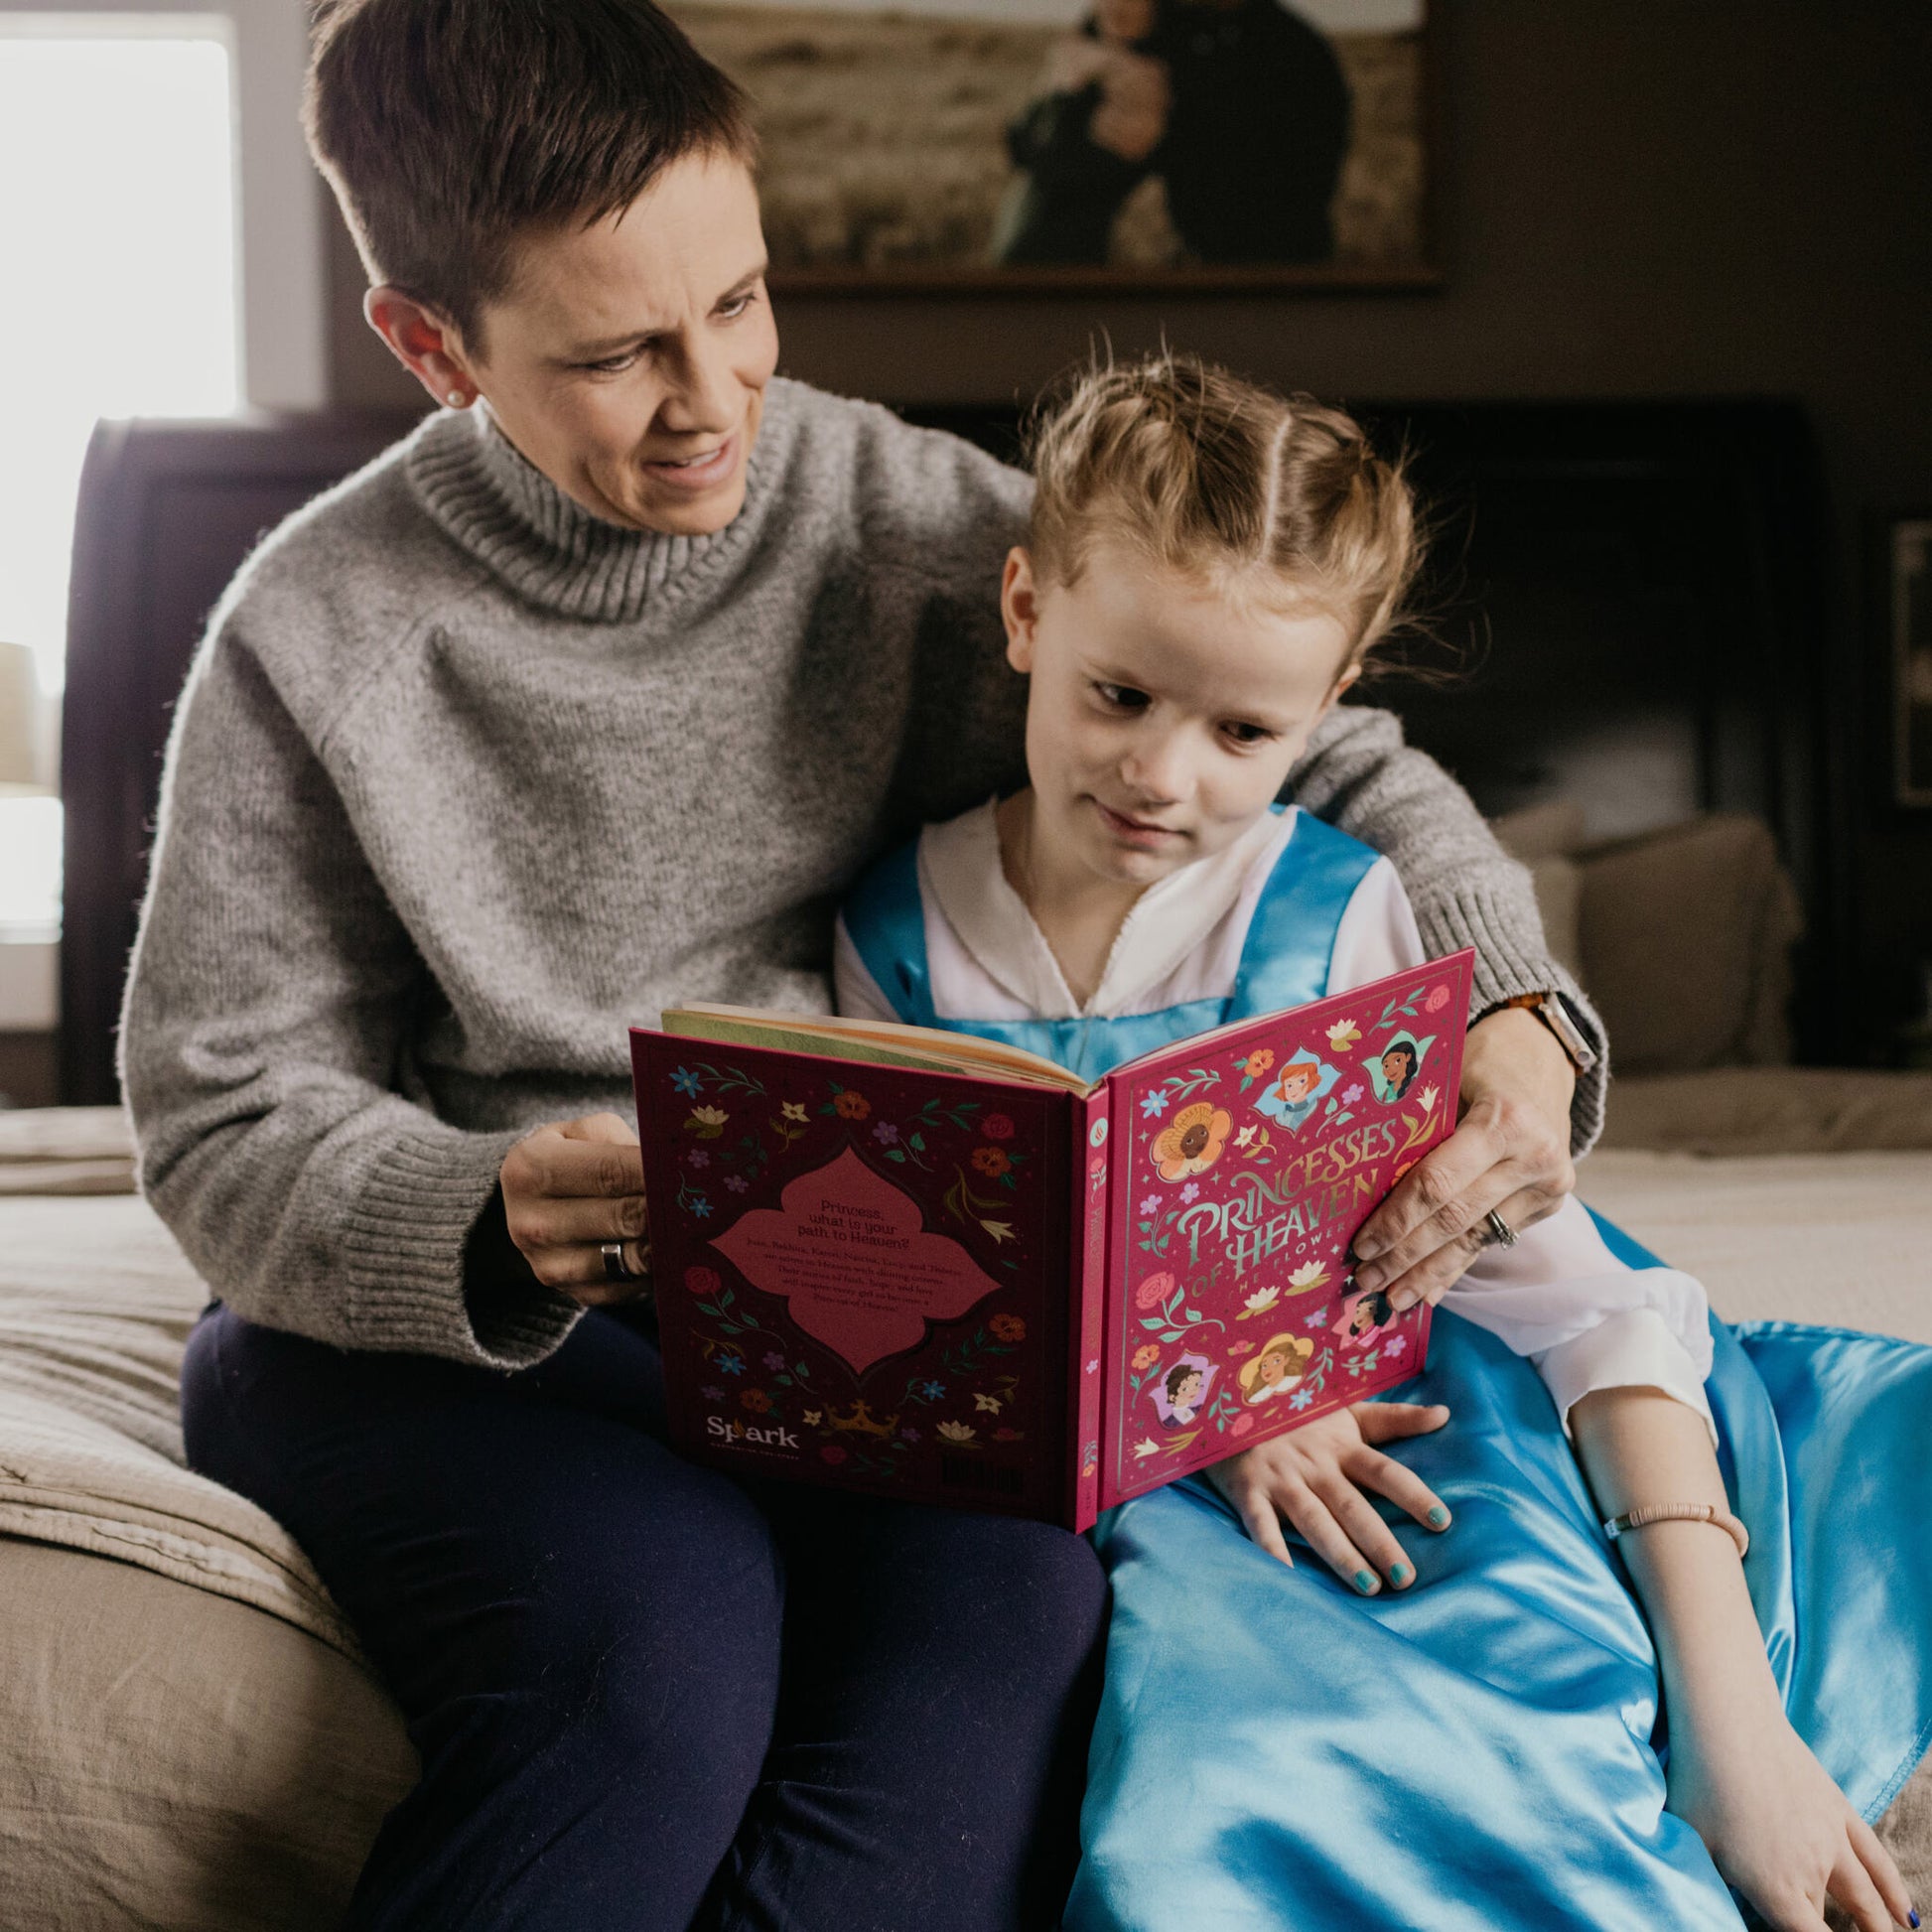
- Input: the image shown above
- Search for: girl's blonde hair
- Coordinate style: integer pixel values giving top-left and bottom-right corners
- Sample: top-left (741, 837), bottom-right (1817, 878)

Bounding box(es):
top-left (1026, 350), bottom-right (1421, 664)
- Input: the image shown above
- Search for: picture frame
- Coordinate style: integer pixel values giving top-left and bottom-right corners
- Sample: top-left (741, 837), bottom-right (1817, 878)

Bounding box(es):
top-left (1889, 516), bottom-right (1932, 809)
top-left (668, 0), bottom-right (1439, 292)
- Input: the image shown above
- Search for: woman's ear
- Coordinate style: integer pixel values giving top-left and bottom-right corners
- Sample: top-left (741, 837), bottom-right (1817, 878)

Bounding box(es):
top-left (1002, 546), bottom-right (1040, 674)
top-left (365, 287), bottom-right (481, 410)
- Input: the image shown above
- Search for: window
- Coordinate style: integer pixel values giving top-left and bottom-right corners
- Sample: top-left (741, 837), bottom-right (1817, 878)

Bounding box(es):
top-left (0, 2), bottom-right (322, 1030)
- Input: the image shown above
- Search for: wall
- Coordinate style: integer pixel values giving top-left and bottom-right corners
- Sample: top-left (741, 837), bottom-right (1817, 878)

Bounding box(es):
top-left (327, 0), bottom-right (1932, 1057)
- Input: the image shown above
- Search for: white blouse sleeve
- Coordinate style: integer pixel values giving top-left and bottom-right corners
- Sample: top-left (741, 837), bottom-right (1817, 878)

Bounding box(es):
top-left (1327, 858), bottom-right (1716, 1437)
top-left (832, 913), bottom-right (898, 1022)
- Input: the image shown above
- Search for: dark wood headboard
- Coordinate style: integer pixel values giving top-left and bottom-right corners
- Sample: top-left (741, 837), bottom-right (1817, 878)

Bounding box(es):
top-left (60, 397), bottom-right (1836, 1104)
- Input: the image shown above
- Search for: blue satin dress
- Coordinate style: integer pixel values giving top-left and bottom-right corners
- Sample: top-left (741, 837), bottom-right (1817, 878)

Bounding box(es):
top-left (840, 815), bottom-right (1932, 1931)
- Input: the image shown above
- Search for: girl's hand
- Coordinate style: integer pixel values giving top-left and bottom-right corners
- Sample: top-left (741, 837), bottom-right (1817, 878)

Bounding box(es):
top-left (499, 1112), bottom-right (651, 1307)
top-left (1668, 1702), bottom-right (1917, 1932)
top-left (1206, 1401), bottom-right (1451, 1591)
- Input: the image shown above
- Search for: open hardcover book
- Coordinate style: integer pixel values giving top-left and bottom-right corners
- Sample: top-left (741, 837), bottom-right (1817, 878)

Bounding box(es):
top-left (630, 949), bottom-right (1472, 1533)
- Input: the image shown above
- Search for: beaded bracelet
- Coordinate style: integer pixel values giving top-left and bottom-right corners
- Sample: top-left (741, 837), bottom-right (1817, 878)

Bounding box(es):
top-left (1602, 1502), bottom-right (1750, 1560)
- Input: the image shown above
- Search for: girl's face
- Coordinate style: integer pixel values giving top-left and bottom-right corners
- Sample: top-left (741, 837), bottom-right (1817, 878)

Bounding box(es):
top-left (1349, 1299), bottom-right (1376, 1333)
top-left (1382, 1048), bottom-right (1413, 1085)
top-left (1278, 1068), bottom-right (1315, 1103)
top-left (1257, 1350), bottom-right (1290, 1385)
top-left (1003, 540), bottom-right (1355, 891)
top-left (1173, 1369), bottom-right (1202, 1407)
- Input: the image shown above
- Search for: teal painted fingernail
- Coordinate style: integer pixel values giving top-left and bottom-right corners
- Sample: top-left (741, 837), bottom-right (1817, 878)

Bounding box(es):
top-left (1389, 1562), bottom-right (1412, 1587)
top-left (1354, 1569), bottom-right (1378, 1594)
top-left (1428, 1506), bottom-right (1449, 1528)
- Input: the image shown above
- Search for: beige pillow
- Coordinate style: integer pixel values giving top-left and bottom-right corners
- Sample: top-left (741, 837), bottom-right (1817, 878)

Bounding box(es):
top-left (0, 1540), bottom-right (414, 1931)
top-left (1578, 814), bottom-right (1803, 1073)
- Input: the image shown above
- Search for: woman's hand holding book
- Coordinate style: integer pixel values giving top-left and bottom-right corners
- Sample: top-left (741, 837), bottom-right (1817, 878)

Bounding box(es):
top-left (500, 1112), bottom-right (652, 1306)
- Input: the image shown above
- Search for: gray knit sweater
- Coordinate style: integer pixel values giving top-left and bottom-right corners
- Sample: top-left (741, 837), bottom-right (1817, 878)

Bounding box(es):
top-left (121, 378), bottom-right (1602, 1370)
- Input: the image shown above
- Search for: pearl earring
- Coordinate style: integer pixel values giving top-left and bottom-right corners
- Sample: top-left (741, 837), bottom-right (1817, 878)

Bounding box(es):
top-left (445, 389), bottom-right (468, 408)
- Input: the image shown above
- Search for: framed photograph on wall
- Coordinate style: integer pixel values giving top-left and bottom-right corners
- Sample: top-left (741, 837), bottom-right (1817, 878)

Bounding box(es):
top-left (1891, 517), bottom-right (1932, 809)
top-left (667, 0), bottom-right (1437, 290)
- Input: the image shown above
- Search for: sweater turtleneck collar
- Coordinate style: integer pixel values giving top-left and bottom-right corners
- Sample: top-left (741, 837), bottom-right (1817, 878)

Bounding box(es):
top-left (404, 384), bottom-right (787, 623)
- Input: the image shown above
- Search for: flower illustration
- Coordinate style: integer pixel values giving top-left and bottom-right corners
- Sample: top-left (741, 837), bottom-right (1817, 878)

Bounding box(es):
top-left (1179, 1181), bottom-right (1199, 1203)
top-left (1081, 1447), bottom-right (1099, 1477)
top-left (937, 1420), bottom-right (977, 1445)
top-left (972, 1146), bottom-right (1012, 1178)
top-left (1139, 1194), bottom-right (1161, 1215)
top-left (1226, 1340), bottom-right (1256, 1358)
top-left (917, 1380), bottom-right (946, 1401)
top-left (671, 1066), bottom-right (703, 1097)
top-left (1288, 1261), bottom-right (1330, 1294)
top-left (781, 1101), bottom-right (808, 1123)
top-left (1341, 1083), bottom-right (1363, 1105)
top-left (1089, 1153), bottom-right (1106, 1178)
top-left (700, 1385), bottom-right (726, 1403)
top-left (741, 1389), bottom-right (772, 1413)
top-left (688, 1151), bottom-right (710, 1169)
top-left (1240, 1284), bottom-right (1282, 1319)
top-left (1132, 1343), bottom-right (1163, 1371)
top-left (873, 1120), bottom-right (900, 1145)
top-left (685, 1105), bottom-right (729, 1139)
top-left (1229, 1412), bottom-right (1255, 1438)
top-left (1309, 1306), bottom-right (1330, 1328)
top-left (1289, 1386), bottom-right (1315, 1411)
top-left (1135, 1271), bottom-right (1175, 1311)
top-left (982, 1114), bottom-right (1015, 1142)
top-left (1234, 1125), bottom-right (1257, 1149)
top-left (723, 1174), bottom-right (749, 1192)
top-left (1425, 983), bottom-right (1451, 1014)
top-left (980, 1219), bottom-right (1015, 1244)
top-left (1086, 1357), bottom-right (1101, 1376)
top-left (974, 1393), bottom-right (1003, 1413)
top-left (993, 1427), bottom-right (1023, 1443)
top-left (1132, 1437), bottom-right (1164, 1461)
top-left (803, 1409), bottom-right (823, 1426)
top-left (1418, 1084), bottom-right (1440, 1115)
top-left (690, 1198), bottom-right (712, 1219)
top-left (989, 1313), bottom-right (1027, 1342)
top-left (821, 1445), bottom-right (848, 1465)
top-left (833, 1090), bottom-right (871, 1120)
top-left (686, 1266), bottom-right (721, 1297)
top-left (1140, 1089), bottom-right (1170, 1120)
top-left (1150, 1102), bottom-right (1233, 1182)
top-left (1326, 1019), bottom-right (1362, 1052)
top-left (719, 1355), bottom-right (745, 1376)
top-left (1384, 1334), bottom-right (1409, 1359)
top-left (762, 1350), bottom-right (785, 1370)
top-left (1242, 1047), bottom-right (1276, 1080)
top-left (900, 1426), bottom-right (921, 1443)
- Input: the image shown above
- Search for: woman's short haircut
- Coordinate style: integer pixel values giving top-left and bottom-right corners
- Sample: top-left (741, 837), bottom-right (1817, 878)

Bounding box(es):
top-left (1026, 349), bottom-right (1421, 665)
top-left (306, 0), bottom-right (757, 348)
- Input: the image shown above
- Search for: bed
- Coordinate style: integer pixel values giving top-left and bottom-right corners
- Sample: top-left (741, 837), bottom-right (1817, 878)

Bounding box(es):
top-left (14, 398), bottom-right (1931, 1926)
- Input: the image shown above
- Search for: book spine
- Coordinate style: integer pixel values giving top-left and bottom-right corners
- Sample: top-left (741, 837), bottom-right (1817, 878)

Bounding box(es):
top-left (1066, 1089), bottom-right (1112, 1533)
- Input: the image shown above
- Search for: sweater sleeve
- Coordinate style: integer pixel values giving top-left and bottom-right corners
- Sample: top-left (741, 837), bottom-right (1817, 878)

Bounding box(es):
top-left (1289, 703), bottom-right (1608, 1154)
top-left (119, 621), bottom-right (582, 1370)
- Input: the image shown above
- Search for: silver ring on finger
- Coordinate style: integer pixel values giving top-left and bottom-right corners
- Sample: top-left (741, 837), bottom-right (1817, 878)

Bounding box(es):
top-left (601, 1240), bottom-right (646, 1283)
top-left (1483, 1208), bottom-right (1518, 1249)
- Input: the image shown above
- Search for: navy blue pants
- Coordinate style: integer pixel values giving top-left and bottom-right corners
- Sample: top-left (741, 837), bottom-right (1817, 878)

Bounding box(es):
top-left (181, 1304), bottom-right (1108, 1931)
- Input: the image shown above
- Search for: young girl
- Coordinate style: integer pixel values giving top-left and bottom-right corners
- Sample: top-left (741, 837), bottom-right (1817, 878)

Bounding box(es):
top-left (834, 354), bottom-right (1930, 1932)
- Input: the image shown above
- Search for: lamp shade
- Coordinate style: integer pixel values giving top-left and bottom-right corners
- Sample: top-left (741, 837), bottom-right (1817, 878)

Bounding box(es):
top-left (0, 642), bottom-right (47, 793)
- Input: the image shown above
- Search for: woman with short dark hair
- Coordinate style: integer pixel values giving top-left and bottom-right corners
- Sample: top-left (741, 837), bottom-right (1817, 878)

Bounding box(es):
top-left (127, 2), bottom-right (1600, 1922)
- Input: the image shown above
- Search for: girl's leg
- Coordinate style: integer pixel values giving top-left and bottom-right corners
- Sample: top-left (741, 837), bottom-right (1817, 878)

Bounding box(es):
top-left (182, 1304), bottom-right (784, 1932)
top-left (702, 1488), bottom-right (1109, 1932)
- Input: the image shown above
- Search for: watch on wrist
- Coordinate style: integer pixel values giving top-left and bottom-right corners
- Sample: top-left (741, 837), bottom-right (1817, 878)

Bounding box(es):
top-left (1496, 990), bottom-right (1598, 1076)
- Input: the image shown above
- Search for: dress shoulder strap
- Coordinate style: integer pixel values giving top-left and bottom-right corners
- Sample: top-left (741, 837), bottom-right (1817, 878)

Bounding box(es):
top-left (839, 835), bottom-right (940, 1030)
top-left (1226, 811), bottom-right (1381, 1021)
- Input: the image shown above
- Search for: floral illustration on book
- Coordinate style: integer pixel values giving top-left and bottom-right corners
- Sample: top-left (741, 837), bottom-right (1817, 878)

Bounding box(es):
top-left (663, 1057), bottom-right (1040, 1490)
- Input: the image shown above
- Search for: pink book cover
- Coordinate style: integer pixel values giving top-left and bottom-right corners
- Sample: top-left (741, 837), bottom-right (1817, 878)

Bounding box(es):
top-left (630, 949), bottom-right (1471, 1531)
